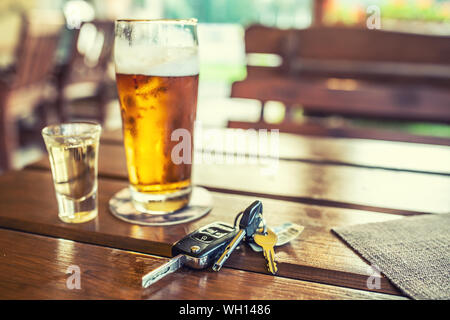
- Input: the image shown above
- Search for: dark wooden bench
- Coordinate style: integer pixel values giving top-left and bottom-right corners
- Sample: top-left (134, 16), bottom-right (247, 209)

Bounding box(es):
top-left (230, 25), bottom-right (450, 144)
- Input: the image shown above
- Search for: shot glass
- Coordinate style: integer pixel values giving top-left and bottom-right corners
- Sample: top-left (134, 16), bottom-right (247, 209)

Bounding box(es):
top-left (42, 122), bottom-right (102, 223)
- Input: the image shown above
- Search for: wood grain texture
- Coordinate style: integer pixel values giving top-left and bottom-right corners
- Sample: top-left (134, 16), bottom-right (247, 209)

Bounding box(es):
top-left (0, 170), bottom-right (404, 295)
top-left (192, 160), bottom-right (450, 215)
top-left (0, 228), bottom-right (404, 300)
top-left (29, 143), bottom-right (450, 214)
top-left (100, 128), bottom-right (450, 175)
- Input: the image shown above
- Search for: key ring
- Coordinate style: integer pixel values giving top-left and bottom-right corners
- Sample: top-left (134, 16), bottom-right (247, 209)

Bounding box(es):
top-left (233, 211), bottom-right (244, 229)
top-left (234, 210), bottom-right (267, 237)
top-left (260, 217), bottom-right (267, 235)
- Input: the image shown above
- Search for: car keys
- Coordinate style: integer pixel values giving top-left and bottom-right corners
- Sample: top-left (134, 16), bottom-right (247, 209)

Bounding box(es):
top-left (212, 200), bottom-right (263, 272)
top-left (253, 228), bottom-right (278, 274)
top-left (142, 221), bottom-right (238, 288)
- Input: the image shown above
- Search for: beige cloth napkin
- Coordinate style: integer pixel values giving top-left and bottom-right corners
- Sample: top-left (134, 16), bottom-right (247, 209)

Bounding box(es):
top-left (332, 214), bottom-right (450, 300)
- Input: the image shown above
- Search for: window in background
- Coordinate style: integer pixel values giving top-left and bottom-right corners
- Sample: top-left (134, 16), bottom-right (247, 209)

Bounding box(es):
top-left (160, 0), bottom-right (314, 127)
top-left (322, 0), bottom-right (450, 35)
top-left (163, 0), bottom-right (313, 84)
top-left (164, 0), bottom-right (313, 29)
top-left (92, 0), bottom-right (163, 20)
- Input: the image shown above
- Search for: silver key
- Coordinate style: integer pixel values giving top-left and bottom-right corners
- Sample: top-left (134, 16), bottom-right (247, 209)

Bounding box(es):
top-left (142, 254), bottom-right (186, 288)
top-left (212, 201), bottom-right (263, 271)
top-left (212, 229), bottom-right (246, 271)
top-left (213, 209), bottom-right (263, 271)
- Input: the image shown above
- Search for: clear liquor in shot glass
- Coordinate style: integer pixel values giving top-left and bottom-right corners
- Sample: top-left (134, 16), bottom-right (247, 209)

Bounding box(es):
top-left (42, 122), bottom-right (102, 223)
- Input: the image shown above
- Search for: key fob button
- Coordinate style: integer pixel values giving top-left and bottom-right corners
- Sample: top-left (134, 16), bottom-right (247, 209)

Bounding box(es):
top-left (193, 233), bottom-right (214, 243)
top-left (217, 224), bottom-right (234, 232)
top-left (204, 228), bottom-right (217, 235)
top-left (205, 227), bottom-right (229, 239)
top-left (213, 231), bottom-right (227, 238)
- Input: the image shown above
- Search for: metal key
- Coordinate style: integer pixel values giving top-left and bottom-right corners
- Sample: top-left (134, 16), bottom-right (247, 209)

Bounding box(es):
top-left (142, 254), bottom-right (186, 288)
top-left (212, 200), bottom-right (263, 271)
top-left (253, 228), bottom-right (278, 275)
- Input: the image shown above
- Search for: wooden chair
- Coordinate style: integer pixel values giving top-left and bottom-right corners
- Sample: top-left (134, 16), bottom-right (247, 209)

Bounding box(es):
top-left (242, 25), bottom-right (450, 82)
top-left (230, 25), bottom-right (450, 144)
top-left (55, 20), bottom-right (115, 123)
top-left (0, 13), bottom-right (62, 171)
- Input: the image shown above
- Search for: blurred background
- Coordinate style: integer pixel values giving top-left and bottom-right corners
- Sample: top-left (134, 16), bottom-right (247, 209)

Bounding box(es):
top-left (1, 0), bottom-right (449, 172)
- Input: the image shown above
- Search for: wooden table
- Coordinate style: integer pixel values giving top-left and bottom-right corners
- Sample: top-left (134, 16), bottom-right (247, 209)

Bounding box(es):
top-left (1, 128), bottom-right (449, 300)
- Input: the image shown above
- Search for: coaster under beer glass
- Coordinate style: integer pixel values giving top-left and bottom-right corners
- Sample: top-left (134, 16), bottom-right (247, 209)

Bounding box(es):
top-left (114, 19), bottom-right (200, 215)
top-left (42, 122), bottom-right (101, 223)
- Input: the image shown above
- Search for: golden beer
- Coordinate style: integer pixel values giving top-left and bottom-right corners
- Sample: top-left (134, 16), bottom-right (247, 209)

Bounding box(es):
top-left (114, 18), bottom-right (199, 214)
top-left (116, 73), bottom-right (198, 212)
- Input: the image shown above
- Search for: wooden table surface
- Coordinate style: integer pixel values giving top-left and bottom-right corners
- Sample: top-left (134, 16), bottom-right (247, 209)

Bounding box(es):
top-left (1, 128), bottom-right (449, 300)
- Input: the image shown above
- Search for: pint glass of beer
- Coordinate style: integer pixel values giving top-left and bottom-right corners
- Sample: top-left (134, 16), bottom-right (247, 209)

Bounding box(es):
top-left (114, 19), bottom-right (199, 214)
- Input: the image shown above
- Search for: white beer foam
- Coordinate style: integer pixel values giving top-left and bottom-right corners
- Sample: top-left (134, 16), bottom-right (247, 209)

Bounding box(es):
top-left (115, 41), bottom-right (199, 77)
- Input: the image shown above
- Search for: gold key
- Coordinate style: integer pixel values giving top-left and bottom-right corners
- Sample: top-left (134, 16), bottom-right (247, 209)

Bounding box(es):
top-left (253, 228), bottom-right (278, 275)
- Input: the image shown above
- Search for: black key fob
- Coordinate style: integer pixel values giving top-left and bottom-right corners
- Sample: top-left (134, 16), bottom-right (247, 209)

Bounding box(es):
top-left (172, 222), bottom-right (238, 269)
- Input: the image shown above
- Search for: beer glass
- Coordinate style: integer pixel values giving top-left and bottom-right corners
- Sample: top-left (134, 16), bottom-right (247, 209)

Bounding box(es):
top-left (114, 19), bottom-right (199, 214)
top-left (42, 122), bottom-right (101, 223)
